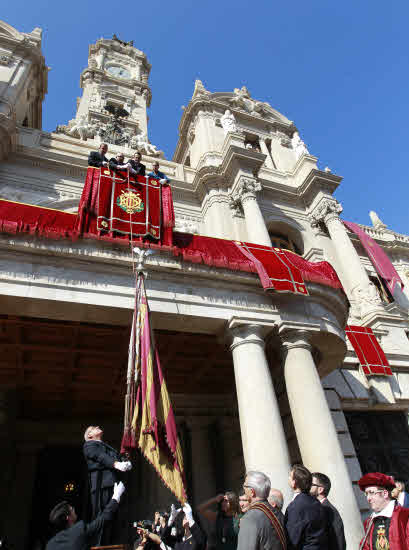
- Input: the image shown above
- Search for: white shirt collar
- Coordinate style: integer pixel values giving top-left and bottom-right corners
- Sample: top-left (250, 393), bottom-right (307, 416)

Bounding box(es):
top-left (292, 492), bottom-right (301, 502)
top-left (398, 492), bottom-right (405, 506)
top-left (372, 500), bottom-right (396, 519)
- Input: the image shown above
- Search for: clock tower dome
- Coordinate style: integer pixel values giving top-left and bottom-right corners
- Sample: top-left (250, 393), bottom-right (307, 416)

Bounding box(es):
top-left (58, 35), bottom-right (154, 149)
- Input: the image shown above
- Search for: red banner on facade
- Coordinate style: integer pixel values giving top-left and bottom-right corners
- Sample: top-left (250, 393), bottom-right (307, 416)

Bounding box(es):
top-left (96, 170), bottom-right (161, 239)
top-left (233, 241), bottom-right (309, 295)
top-left (345, 325), bottom-right (392, 376)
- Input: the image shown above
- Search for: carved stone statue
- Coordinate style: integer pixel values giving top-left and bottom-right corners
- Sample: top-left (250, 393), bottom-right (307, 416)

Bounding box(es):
top-left (230, 86), bottom-right (269, 117)
top-left (67, 115), bottom-right (96, 141)
top-left (352, 282), bottom-right (383, 318)
top-left (192, 79), bottom-right (209, 99)
top-left (220, 110), bottom-right (237, 134)
top-left (130, 131), bottom-right (162, 157)
top-left (291, 131), bottom-right (309, 159)
top-left (369, 211), bottom-right (387, 229)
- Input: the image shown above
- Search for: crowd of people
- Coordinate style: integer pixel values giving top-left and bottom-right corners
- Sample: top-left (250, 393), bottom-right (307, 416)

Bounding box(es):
top-left (43, 425), bottom-right (409, 549)
top-left (87, 143), bottom-right (170, 184)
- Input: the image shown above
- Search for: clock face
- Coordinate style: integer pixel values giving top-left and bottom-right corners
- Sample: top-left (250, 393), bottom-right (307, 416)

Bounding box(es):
top-left (107, 65), bottom-right (131, 79)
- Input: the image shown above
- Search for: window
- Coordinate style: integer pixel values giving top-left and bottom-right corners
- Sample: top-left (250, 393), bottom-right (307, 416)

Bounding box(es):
top-left (369, 275), bottom-right (393, 304)
top-left (269, 232), bottom-right (301, 255)
top-left (345, 411), bottom-right (409, 479)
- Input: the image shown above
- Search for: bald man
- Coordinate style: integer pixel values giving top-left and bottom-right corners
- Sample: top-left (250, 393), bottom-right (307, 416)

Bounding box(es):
top-left (268, 488), bottom-right (285, 527)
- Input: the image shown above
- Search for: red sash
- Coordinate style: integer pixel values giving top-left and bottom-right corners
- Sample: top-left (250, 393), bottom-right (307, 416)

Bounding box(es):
top-left (250, 502), bottom-right (286, 550)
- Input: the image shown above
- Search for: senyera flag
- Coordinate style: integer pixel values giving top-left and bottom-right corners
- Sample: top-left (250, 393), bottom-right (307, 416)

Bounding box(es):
top-left (121, 273), bottom-right (187, 504)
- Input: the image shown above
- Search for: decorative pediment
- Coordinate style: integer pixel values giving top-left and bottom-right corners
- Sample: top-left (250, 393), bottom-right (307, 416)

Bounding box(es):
top-left (211, 91), bottom-right (291, 125)
top-left (0, 20), bottom-right (24, 41)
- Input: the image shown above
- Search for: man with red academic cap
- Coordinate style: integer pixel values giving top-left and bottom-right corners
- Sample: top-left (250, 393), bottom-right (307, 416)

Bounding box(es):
top-left (358, 472), bottom-right (409, 550)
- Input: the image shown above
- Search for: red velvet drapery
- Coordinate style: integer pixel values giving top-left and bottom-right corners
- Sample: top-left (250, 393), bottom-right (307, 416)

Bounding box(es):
top-left (0, 199), bottom-right (343, 293)
top-left (345, 325), bottom-right (392, 376)
top-left (75, 167), bottom-right (174, 246)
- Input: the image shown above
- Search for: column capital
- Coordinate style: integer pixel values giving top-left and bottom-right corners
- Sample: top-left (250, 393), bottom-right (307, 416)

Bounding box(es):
top-left (309, 198), bottom-right (343, 228)
top-left (280, 329), bottom-right (313, 352)
top-left (226, 317), bottom-right (276, 351)
top-left (231, 177), bottom-right (262, 206)
top-left (239, 177), bottom-right (262, 203)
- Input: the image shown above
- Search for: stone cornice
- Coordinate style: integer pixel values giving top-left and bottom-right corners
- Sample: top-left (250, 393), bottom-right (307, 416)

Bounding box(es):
top-left (345, 223), bottom-right (409, 252)
top-left (0, 232), bottom-right (347, 314)
top-left (299, 169), bottom-right (342, 206)
top-left (89, 38), bottom-right (151, 68)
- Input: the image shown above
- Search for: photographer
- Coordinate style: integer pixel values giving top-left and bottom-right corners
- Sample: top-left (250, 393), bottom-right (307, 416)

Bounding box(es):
top-left (133, 521), bottom-right (162, 550)
top-left (198, 493), bottom-right (240, 550)
top-left (162, 503), bottom-right (206, 550)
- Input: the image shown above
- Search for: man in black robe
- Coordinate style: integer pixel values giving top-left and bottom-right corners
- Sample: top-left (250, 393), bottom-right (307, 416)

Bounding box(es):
top-left (88, 143), bottom-right (109, 168)
top-left (83, 426), bottom-right (131, 544)
top-left (46, 481), bottom-right (125, 550)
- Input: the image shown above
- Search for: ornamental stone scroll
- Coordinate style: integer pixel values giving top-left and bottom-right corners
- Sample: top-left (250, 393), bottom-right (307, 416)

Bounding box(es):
top-left (309, 198), bottom-right (343, 228)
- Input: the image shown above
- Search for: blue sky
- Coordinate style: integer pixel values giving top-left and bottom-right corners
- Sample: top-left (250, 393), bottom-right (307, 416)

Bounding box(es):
top-left (2, 1), bottom-right (408, 234)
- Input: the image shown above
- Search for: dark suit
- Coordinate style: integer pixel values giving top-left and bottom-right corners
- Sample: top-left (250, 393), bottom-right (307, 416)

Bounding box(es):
top-left (128, 159), bottom-right (146, 176)
top-left (46, 499), bottom-right (118, 550)
top-left (83, 440), bottom-right (121, 545)
top-left (273, 508), bottom-right (285, 528)
top-left (401, 491), bottom-right (409, 508)
top-left (321, 499), bottom-right (346, 550)
top-left (284, 493), bottom-right (328, 550)
top-left (109, 157), bottom-right (128, 173)
top-left (162, 522), bottom-right (206, 550)
top-left (88, 151), bottom-right (108, 168)
top-left (83, 440), bottom-right (120, 515)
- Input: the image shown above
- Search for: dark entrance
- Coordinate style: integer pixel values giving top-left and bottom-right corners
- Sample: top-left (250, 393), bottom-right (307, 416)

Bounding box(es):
top-left (345, 410), bottom-right (409, 480)
top-left (28, 446), bottom-right (87, 550)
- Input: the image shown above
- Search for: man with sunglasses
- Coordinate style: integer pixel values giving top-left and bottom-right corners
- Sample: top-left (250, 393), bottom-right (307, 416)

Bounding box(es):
top-left (310, 472), bottom-right (345, 550)
top-left (358, 472), bottom-right (409, 550)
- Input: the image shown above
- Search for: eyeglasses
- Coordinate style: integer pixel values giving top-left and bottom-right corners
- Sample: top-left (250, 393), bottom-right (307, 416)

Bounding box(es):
top-left (243, 484), bottom-right (253, 489)
top-left (364, 490), bottom-right (384, 498)
top-left (311, 484), bottom-right (324, 488)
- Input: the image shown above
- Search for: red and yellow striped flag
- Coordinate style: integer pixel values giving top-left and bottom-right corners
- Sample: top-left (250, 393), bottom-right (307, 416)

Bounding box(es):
top-left (121, 274), bottom-right (187, 504)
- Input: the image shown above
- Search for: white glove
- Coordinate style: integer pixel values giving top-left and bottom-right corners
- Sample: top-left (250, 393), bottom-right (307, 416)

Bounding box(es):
top-left (114, 461), bottom-right (131, 472)
top-left (168, 504), bottom-right (179, 526)
top-left (102, 161), bottom-right (108, 167)
top-left (159, 178), bottom-right (167, 185)
top-left (112, 481), bottom-right (125, 502)
top-left (117, 164), bottom-right (129, 170)
top-left (183, 502), bottom-right (194, 527)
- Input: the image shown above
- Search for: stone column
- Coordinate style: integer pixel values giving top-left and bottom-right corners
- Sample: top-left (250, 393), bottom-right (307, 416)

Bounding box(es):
top-left (187, 416), bottom-right (217, 504)
top-left (203, 185), bottom-right (229, 239)
top-left (233, 177), bottom-right (272, 246)
top-left (281, 330), bottom-right (364, 549)
top-left (229, 323), bottom-right (292, 503)
top-left (310, 198), bottom-right (383, 318)
top-left (187, 416), bottom-right (217, 541)
top-left (6, 444), bottom-right (40, 549)
top-left (259, 138), bottom-right (275, 170)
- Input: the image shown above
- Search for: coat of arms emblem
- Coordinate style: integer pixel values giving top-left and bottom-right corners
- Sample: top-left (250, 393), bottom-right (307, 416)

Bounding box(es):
top-left (116, 189), bottom-right (144, 214)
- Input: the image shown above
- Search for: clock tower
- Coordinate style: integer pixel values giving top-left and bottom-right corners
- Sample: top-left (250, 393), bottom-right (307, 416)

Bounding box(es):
top-left (59, 35), bottom-right (153, 147)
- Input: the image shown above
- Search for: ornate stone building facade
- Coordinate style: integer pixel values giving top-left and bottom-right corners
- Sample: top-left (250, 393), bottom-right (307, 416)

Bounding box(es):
top-left (1, 20), bottom-right (409, 550)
